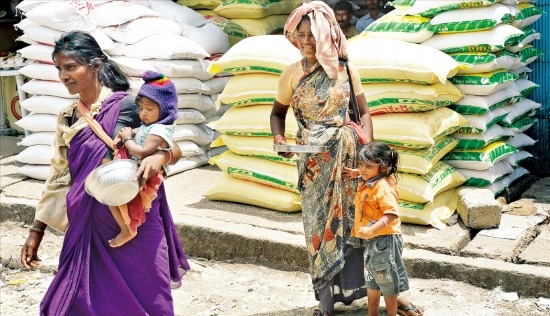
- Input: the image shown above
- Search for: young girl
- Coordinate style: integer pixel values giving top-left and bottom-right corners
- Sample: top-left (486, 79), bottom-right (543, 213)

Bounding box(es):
top-left (109, 71), bottom-right (178, 247)
top-left (344, 141), bottom-right (409, 316)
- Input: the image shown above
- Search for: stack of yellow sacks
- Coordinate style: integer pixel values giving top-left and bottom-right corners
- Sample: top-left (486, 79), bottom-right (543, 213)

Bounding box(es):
top-left (347, 36), bottom-right (468, 229)
top-left (204, 35), bottom-right (303, 212)
top-left (178, 0), bottom-right (302, 46)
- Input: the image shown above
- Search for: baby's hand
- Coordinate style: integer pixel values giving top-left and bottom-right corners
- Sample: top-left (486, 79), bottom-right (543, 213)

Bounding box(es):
top-left (343, 167), bottom-right (359, 179)
top-left (113, 135), bottom-right (122, 148)
top-left (358, 226), bottom-right (375, 239)
top-left (118, 127), bottom-right (133, 140)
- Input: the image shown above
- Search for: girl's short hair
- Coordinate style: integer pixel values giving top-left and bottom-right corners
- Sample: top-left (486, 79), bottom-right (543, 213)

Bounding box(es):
top-left (358, 141), bottom-right (399, 177)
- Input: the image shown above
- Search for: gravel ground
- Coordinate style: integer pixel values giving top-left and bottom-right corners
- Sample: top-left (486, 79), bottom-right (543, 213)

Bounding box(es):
top-left (1, 221), bottom-right (548, 316)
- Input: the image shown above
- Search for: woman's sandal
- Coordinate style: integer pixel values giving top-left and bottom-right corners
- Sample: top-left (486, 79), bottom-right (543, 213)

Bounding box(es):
top-left (397, 303), bottom-right (424, 316)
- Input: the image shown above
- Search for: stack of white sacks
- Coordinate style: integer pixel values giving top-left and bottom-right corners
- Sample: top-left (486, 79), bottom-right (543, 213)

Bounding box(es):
top-left (414, 0), bottom-right (543, 196)
top-left (13, 0), bottom-right (233, 180)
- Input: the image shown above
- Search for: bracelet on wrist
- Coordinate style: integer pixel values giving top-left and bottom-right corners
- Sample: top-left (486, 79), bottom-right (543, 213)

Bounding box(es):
top-left (29, 227), bottom-right (45, 235)
top-left (164, 150), bottom-right (173, 166)
top-left (273, 134), bottom-right (286, 144)
top-left (379, 218), bottom-right (388, 227)
top-left (122, 137), bottom-right (134, 145)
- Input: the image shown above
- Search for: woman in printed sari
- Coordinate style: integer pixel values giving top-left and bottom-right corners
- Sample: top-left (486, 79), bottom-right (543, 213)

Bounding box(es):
top-left (270, 2), bottom-right (423, 316)
top-left (20, 30), bottom-right (189, 315)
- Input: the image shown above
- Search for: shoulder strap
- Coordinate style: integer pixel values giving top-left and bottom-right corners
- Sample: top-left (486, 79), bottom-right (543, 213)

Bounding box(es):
top-left (346, 63), bottom-right (361, 124)
top-left (76, 99), bottom-right (116, 150)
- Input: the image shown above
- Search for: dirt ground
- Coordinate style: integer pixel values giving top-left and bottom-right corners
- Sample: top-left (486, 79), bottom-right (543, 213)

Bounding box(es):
top-left (1, 221), bottom-right (548, 316)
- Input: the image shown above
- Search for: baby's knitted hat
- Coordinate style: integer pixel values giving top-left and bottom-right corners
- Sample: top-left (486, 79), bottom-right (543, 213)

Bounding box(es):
top-left (138, 71), bottom-right (178, 125)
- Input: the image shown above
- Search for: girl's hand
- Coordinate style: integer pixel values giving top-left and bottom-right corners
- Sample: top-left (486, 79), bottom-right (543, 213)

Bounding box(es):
top-left (358, 226), bottom-right (376, 239)
top-left (118, 127), bottom-right (133, 140)
top-left (343, 167), bottom-right (360, 179)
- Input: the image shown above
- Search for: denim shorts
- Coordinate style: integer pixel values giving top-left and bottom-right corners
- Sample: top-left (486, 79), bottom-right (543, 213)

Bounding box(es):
top-left (363, 234), bottom-right (409, 296)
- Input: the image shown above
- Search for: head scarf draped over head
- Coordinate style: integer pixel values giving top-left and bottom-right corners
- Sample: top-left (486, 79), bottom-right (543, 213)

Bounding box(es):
top-left (284, 0), bottom-right (348, 79)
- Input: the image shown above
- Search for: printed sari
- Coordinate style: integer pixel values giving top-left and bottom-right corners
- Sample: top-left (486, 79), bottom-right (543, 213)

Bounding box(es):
top-left (291, 59), bottom-right (365, 301)
top-left (40, 92), bottom-right (189, 316)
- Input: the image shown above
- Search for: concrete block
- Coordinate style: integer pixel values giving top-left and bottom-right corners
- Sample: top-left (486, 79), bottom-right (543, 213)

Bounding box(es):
top-left (457, 188), bottom-right (501, 229)
top-left (460, 214), bottom-right (541, 262)
top-left (519, 224), bottom-right (550, 267)
top-left (402, 221), bottom-right (471, 255)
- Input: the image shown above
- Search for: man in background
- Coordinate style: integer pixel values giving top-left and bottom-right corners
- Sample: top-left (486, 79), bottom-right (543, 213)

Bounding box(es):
top-left (333, 1), bottom-right (361, 39)
top-left (355, 0), bottom-right (385, 31)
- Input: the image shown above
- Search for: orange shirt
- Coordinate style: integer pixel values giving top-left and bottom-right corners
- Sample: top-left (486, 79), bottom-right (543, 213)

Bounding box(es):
top-left (352, 175), bottom-right (402, 239)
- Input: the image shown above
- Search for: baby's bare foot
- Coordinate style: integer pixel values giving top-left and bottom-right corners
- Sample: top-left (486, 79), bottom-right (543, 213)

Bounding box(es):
top-left (109, 230), bottom-right (136, 248)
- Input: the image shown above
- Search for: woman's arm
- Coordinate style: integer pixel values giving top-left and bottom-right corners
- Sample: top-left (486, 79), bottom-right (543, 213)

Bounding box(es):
top-left (270, 100), bottom-right (294, 158)
top-left (134, 141), bottom-right (182, 187)
top-left (356, 93), bottom-right (374, 143)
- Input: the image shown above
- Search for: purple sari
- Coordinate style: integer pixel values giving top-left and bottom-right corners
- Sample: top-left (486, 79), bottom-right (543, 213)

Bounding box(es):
top-left (40, 92), bottom-right (189, 316)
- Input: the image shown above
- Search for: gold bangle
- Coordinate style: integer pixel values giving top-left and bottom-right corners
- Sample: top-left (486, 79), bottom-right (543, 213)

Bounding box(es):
top-left (165, 150), bottom-right (173, 166)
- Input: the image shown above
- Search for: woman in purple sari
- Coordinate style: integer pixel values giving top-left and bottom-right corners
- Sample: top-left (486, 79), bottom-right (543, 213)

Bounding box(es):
top-left (20, 30), bottom-right (190, 315)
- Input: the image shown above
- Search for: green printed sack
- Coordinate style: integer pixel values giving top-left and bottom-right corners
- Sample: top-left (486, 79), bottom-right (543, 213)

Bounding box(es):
top-left (429, 3), bottom-right (518, 34)
top-left (457, 107), bottom-right (509, 134)
top-left (422, 24), bottom-right (523, 54)
top-left (362, 81), bottom-right (463, 114)
top-left (506, 27), bottom-right (541, 53)
top-left (449, 69), bottom-right (518, 96)
top-left (205, 15), bottom-right (249, 46)
top-left (407, 0), bottom-right (499, 18)
top-left (362, 12), bottom-right (434, 43)
top-left (396, 137), bottom-right (458, 175)
top-left (177, 0), bottom-right (222, 9)
top-left (500, 99), bottom-right (541, 125)
top-left (399, 188), bottom-right (458, 230)
top-left (498, 115), bottom-right (536, 133)
top-left (516, 45), bottom-right (543, 67)
top-left (207, 104), bottom-right (298, 138)
top-left (512, 3), bottom-right (544, 29)
top-left (450, 50), bottom-right (521, 74)
top-left (442, 141), bottom-right (517, 170)
top-left (453, 123), bottom-right (514, 150)
top-left (213, 0), bottom-right (301, 19)
top-left (210, 150), bottom-right (299, 193)
top-left (515, 79), bottom-right (539, 97)
top-left (398, 161), bottom-right (466, 203)
top-left (449, 86), bottom-right (519, 115)
top-left (458, 160), bottom-right (514, 187)
top-left (372, 107), bottom-right (467, 149)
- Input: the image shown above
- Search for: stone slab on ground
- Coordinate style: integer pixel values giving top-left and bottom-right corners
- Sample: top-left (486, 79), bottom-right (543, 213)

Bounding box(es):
top-left (0, 156), bottom-right (26, 189)
top-left (460, 213), bottom-right (545, 262)
top-left (405, 249), bottom-right (550, 298)
top-left (519, 224), bottom-right (550, 267)
top-left (402, 221), bottom-right (471, 255)
top-left (457, 188), bottom-right (501, 229)
top-left (0, 136), bottom-right (22, 159)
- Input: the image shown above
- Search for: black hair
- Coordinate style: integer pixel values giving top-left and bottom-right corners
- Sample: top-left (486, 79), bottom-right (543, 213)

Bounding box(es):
top-left (333, 0), bottom-right (354, 14)
top-left (52, 30), bottom-right (130, 92)
top-left (358, 141), bottom-right (399, 178)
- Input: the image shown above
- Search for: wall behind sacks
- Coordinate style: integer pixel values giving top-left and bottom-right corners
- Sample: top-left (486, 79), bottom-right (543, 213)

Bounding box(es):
top-left (528, 0), bottom-right (549, 176)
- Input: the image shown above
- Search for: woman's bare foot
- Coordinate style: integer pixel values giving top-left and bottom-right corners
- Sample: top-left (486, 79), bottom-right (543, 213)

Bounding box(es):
top-left (109, 229), bottom-right (136, 248)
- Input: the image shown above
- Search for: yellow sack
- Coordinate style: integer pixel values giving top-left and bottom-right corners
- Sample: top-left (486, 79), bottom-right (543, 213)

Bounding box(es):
top-left (348, 37), bottom-right (464, 84)
top-left (216, 73), bottom-right (279, 107)
top-left (217, 134), bottom-right (297, 165)
top-left (205, 15), bottom-right (249, 46)
top-left (372, 107), bottom-right (467, 149)
top-left (396, 137), bottom-right (458, 175)
top-left (177, 0), bottom-right (222, 10)
top-left (208, 35), bottom-right (301, 75)
top-left (213, 0), bottom-right (301, 19)
top-left (210, 151), bottom-right (298, 193)
top-left (232, 14), bottom-right (288, 36)
top-left (204, 173), bottom-right (301, 212)
top-left (398, 161), bottom-right (466, 203)
top-left (362, 81), bottom-right (463, 114)
top-left (207, 104), bottom-right (298, 138)
top-left (399, 188), bottom-right (459, 230)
